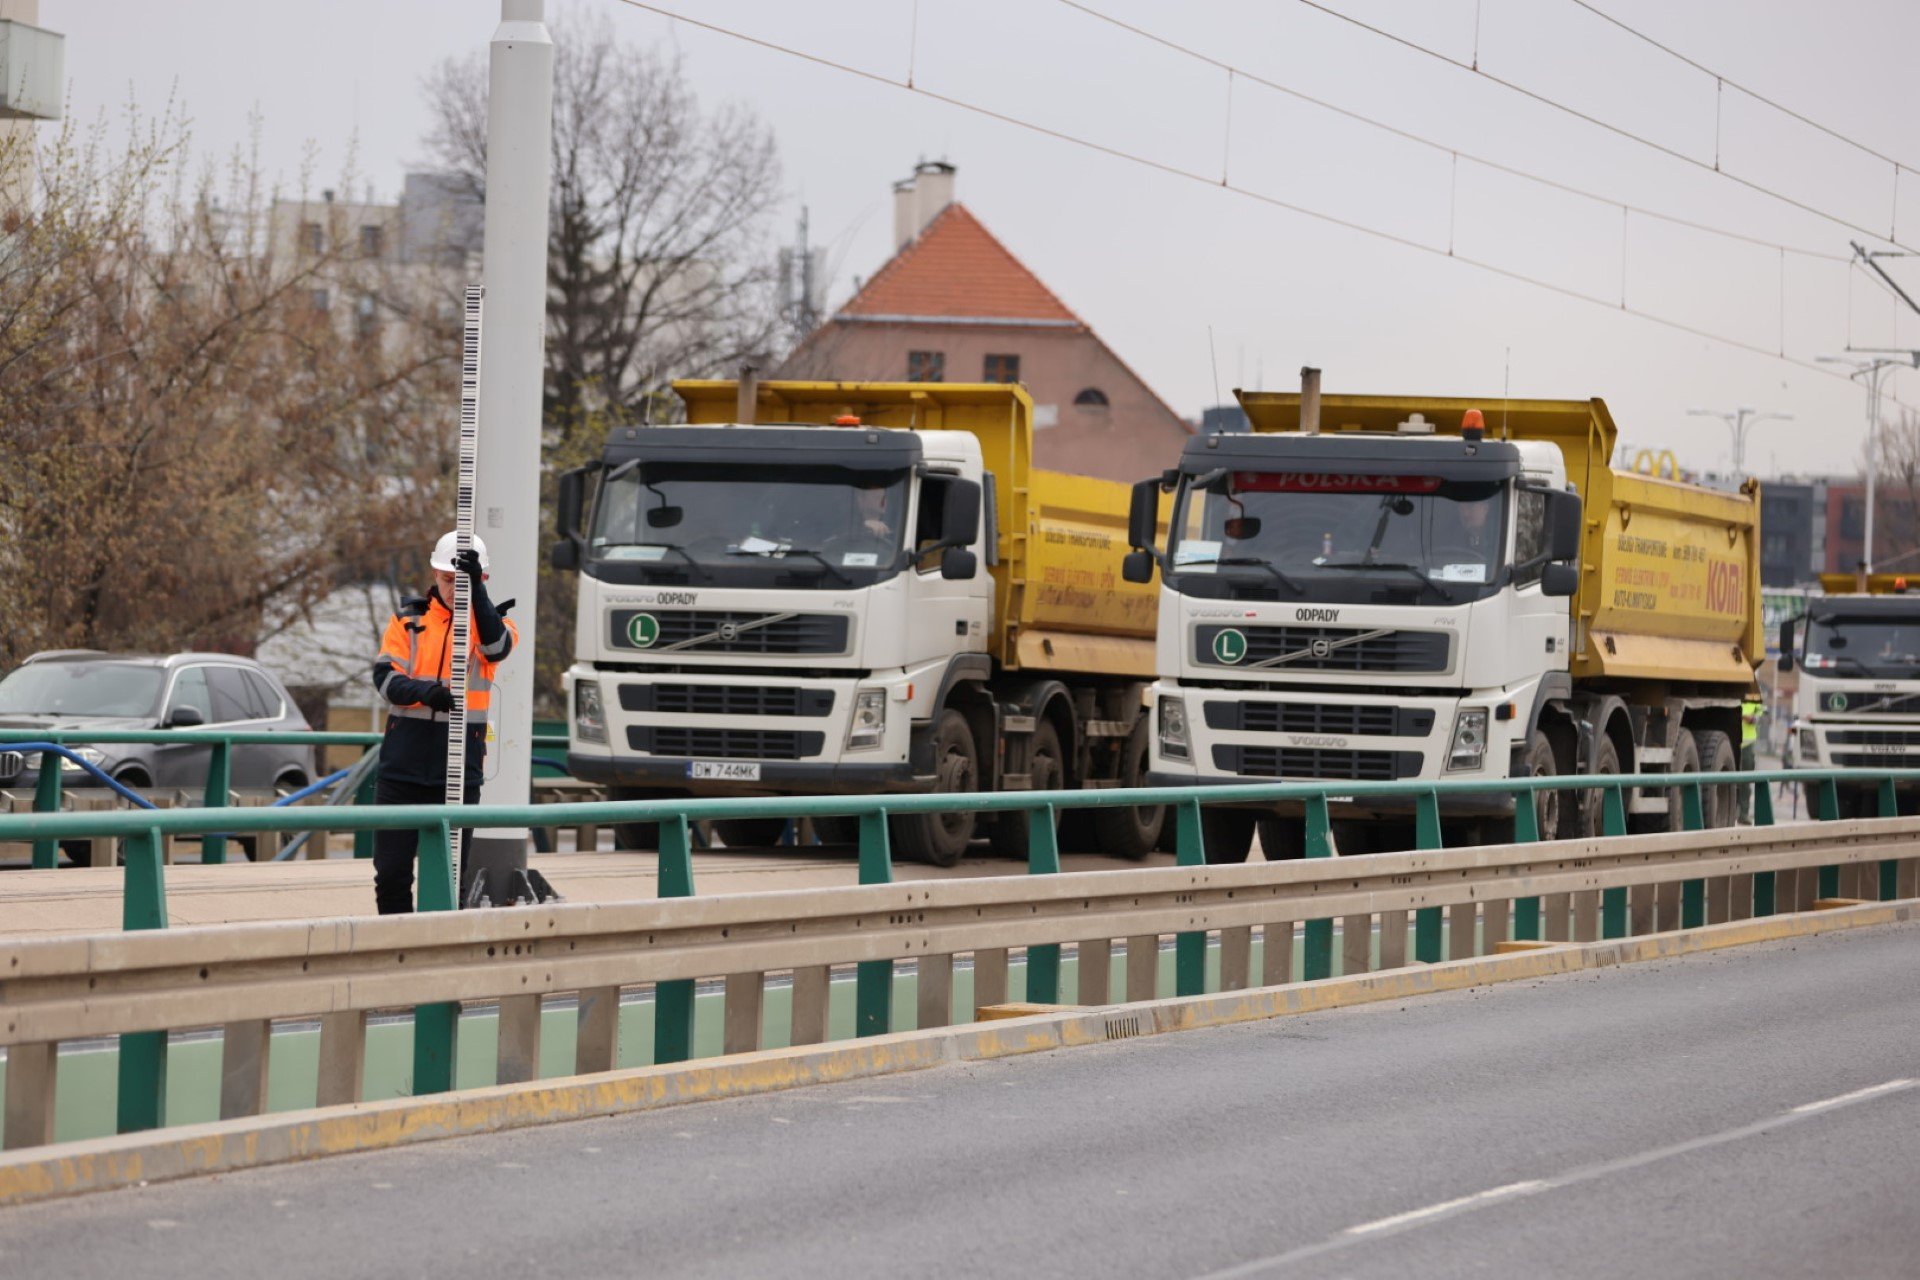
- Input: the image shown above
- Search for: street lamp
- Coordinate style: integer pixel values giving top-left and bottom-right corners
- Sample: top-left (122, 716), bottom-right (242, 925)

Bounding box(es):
top-left (1684, 405), bottom-right (1792, 475)
top-left (1816, 354), bottom-right (1911, 576)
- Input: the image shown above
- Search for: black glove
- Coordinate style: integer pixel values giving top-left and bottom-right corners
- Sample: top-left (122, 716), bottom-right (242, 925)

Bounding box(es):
top-left (453, 547), bottom-right (485, 583)
top-left (422, 683), bottom-right (457, 713)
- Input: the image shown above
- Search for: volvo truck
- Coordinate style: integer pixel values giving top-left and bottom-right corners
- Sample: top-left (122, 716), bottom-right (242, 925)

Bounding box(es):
top-left (1779, 574), bottom-right (1920, 813)
top-left (1124, 387), bottom-right (1763, 859)
top-left (554, 380), bottom-right (1164, 865)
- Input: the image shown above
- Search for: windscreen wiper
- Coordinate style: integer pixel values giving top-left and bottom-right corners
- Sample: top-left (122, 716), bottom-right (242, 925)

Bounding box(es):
top-left (607, 542), bottom-right (710, 580)
top-left (1190, 556), bottom-right (1306, 596)
top-left (726, 546), bottom-right (853, 586)
top-left (1321, 559), bottom-right (1455, 603)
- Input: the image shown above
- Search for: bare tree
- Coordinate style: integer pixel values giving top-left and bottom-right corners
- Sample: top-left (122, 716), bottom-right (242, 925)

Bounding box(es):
top-left (422, 6), bottom-right (784, 445)
top-left (0, 108), bottom-right (460, 671)
top-left (1870, 405), bottom-right (1920, 569)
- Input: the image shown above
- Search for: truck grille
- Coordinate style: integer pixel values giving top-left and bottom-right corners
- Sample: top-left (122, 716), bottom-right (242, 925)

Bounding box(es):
top-left (629, 726), bottom-right (824, 760)
top-left (1827, 729), bottom-right (1920, 746)
top-left (619, 684), bottom-right (833, 718)
top-left (1212, 744), bottom-right (1421, 781)
top-left (1194, 625), bottom-right (1449, 673)
top-left (1823, 692), bottom-right (1920, 715)
top-left (610, 610), bottom-right (849, 656)
top-left (1203, 701), bottom-right (1434, 737)
top-left (1832, 752), bottom-right (1920, 768)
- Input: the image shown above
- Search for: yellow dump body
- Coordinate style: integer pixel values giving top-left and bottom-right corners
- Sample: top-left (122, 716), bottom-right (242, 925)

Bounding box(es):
top-left (674, 379), bottom-right (1157, 676)
top-left (1234, 392), bottom-right (1762, 688)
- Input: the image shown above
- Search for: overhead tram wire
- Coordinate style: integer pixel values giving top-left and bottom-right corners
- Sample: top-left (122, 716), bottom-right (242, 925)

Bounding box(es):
top-left (1564, 0), bottom-right (1917, 176)
top-left (608, 0), bottom-right (1919, 414)
top-left (1051, 0), bottom-right (1846, 266)
top-left (1292, 0), bottom-right (1919, 255)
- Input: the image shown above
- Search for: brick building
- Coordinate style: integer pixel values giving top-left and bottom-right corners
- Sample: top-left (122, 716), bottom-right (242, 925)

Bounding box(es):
top-left (779, 163), bottom-right (1192, 482)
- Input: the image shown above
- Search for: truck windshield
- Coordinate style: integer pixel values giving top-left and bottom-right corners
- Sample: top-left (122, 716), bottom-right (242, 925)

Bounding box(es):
top-left (1167, 471), bottom-right (1508, 605)
top-left (589, 462), bottom-right (911, 587)
top-left (1805, 617), bottom-right (1920, 678)
top-left (0, 662), bottom-right (165, 718)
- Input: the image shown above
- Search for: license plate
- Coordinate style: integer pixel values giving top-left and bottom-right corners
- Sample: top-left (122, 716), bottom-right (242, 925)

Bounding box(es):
top-left (689, 760), bottom-right (760, 781)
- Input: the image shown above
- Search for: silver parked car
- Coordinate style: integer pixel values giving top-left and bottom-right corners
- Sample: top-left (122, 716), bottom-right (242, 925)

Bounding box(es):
top-left (0, 650), bottom-right (317, 796)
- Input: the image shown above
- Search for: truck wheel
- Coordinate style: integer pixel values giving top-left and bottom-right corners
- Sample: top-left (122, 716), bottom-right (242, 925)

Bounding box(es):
top-left (1201, 809), bottom-right (1256, 864)
top-left (892, 709), bottom-right (979, 868)
top-left (1255, 816), bottom-right (1305, 860)
top-left (608, 786), bottom-right (661, 852)
top-left (1578, 738), bottom-right (1623, 838)
top-left (990, 722), bottom-right (1065, 860)
top-left (1693, 729), bottom-right (1737, 828)
top-left (1520, 733), bottom-right (1563, 841)
top-left (1092, 719), bottom-right (1163, 860)
top-left (1633, 730), bottom-right (1699, 834)
top-left (711, 818), bottom-right (791, 849)
top-left (810, 816), bottom-right (859, 845)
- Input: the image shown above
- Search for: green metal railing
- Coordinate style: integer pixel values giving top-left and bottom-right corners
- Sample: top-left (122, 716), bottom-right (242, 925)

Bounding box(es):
top-left (0, 728), bottom-right (572, 867)
top-left (1, 763), bottom-right (1912, 1136)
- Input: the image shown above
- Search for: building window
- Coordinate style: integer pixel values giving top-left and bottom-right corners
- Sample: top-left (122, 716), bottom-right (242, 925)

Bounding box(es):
top-left (359, 224), bottom-right (385, 258)
top-left (983, 353), bottom-right (1020, 384)
top-left (1074, 387), bottom-right (1109, 407)
top-left (907, 350), bottom-right (945, 383)
top-left (355, 294), bottom-right (379, 341)
top-left (301, 221), bottom-right (323, 255)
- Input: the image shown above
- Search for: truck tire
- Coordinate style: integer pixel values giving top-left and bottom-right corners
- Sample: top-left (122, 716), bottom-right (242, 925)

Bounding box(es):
top-left (1520, 732), bottom-right (1564, 842)
top-left (1694, 729), bottom-right (1738, 828)
top-left (810, 815), bottom-right (859, 845)
top-left (1256, 816), bottom-right (1305, 861)
top-left (608, 785), bottom-right (661, 852)
top-left (1201, 809), bottom-right (1257, 864)
top-left (1091, 718), bottom-right (1163, 859)
top-left (1578, 738), bottom-right (1623, 838)
top-left (1632, 729), bottom-right (1699, 834)
top-left (711, 818), bottom-right (790, 849)
top-left (891, 709), bottom-right (979, 867)
top-left (990, 722), bottom-right (1064, 860)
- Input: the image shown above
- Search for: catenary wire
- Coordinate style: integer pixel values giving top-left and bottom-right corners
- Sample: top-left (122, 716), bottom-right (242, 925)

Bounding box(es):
top-left (1292, 0), bottom-right (1915, 254)
top-left (1052, 0), bottom-right (1847, 264)
top-left (608, 0), bottom-right (1917, 412)
top-left (1564, 0), bottom-right (1914, 175)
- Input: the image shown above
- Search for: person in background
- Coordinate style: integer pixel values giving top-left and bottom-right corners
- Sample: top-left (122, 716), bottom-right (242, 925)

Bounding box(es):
top-left (369, 532), bottom-right (516, 914)
top-left (1738, 689), bottom-right (1763, 823)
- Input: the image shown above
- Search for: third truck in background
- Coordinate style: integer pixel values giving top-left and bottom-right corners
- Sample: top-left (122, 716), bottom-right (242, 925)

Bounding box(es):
top-left (1779, 573), bottom-right (1920, 813)
top-left (554, 379), bottom-right (1163, 865)
top-left (1125, 384), bottom-right (1764, 859)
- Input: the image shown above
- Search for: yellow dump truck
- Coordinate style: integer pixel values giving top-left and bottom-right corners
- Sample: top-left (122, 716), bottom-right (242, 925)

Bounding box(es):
top-left (553, 380), bottom-right (1165, 864)
top-left (1124, 388), bottom-right (1762, 857)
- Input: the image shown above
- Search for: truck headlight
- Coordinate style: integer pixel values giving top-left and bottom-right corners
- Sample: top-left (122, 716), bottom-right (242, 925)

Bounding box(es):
top-left (1158, 695), bottom-right (1190, 761)
top-left (1447, 709), bottom-right (1488, 772)
top-left (574, 680), bottom-right (607, 745)
top-left (846, 689), bottom-right (887, 751)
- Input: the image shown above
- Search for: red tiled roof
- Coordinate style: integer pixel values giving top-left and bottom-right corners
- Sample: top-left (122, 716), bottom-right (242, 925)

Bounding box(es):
top-left (839, 204), bottom-right (1083, 324)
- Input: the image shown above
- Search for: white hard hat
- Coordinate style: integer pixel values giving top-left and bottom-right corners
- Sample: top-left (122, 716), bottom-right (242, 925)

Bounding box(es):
top-left (430, 531), bottom-right (489, 571)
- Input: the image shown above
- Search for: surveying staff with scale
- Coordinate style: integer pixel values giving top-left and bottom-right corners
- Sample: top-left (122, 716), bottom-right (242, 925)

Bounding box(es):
top-left (368, 531), bottom-right (517, 914)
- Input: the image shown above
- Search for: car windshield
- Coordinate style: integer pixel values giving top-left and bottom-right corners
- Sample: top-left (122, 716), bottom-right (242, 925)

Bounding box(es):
top-left (1806, 618), bottom-right (1920, 678)
top-left (1167, 470), bottom-right (1508, 604)
top-left (589, 461), bottom-right (911, 586)
top-left (0, 662), bottom-right (165, 717)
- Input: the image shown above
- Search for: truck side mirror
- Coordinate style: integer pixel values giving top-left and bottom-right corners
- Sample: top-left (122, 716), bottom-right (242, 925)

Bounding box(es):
top-left (1546, 490), bottom-right (1583, 562)
top-left (1128, 478), bottom-right (1160, 552)
top-left (1778, 618), bottom-right (1797, 673)
top-left (1122, 549), bottom-right (1156, 584)
top-left (940, 547), bottom-right (978, 580)
top-left (1541, 562), bottom-right (1579, 597)
top-left (552, 464), bottom-right (593, 568)
top-left (936, 477), bottom-right (982, 547)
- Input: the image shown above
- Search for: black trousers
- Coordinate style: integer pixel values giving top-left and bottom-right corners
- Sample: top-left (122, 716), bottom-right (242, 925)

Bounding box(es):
top-left (373, 775), bottom-right (479, 915)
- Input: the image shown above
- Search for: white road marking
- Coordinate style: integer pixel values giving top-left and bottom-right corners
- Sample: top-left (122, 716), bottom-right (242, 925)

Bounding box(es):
top-left (1194, 1077), bottom-right (1919, 1278)
top-left (1791, 1078), bottom-right (1913, 1114)
top-left (1344, 1181), bottom-right (1545, 1236)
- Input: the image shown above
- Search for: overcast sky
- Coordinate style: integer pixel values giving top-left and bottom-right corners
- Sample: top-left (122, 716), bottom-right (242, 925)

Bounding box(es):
top-left (48, 0), bottom-right (1920, 480)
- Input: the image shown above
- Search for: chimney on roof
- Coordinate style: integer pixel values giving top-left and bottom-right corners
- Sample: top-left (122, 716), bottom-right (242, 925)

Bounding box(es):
top-left (892, 159), bottom-right (956, 251)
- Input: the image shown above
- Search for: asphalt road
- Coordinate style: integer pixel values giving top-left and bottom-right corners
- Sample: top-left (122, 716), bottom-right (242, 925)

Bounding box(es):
top-left (4, 920), bottom-right (1916, 1279)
